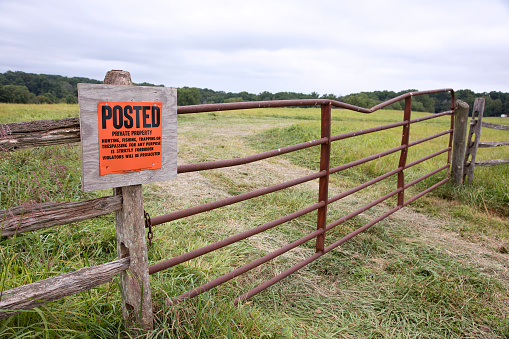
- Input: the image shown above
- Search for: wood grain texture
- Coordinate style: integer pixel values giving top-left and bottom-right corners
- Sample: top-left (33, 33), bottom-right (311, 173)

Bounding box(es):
top-left (474, 158), bottom-right (509, 166)
top-left (102, 70), bottom-right (153, 331)
top-left (481, 121), bottom-right (509, 131)
top-left (78, 83), bottom-right (177, 192)
top-left (0, 117), bottom-right (80, 151)
top-left (478, 140), bottom-right (509, 148)
top-left (114, 184), bottom-right (153, 330)
top-left (463, 98), bottom-right (485, 184)
top-left (0, 257), bottom-right (130, 320)
top-left (451, 100), bottom-right (469, 186)
top-left (0, 196), bottom-right (122, 237)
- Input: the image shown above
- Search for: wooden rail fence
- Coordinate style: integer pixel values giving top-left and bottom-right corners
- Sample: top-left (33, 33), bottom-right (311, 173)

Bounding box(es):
top-left (464, 98), bottom-right (509, 184)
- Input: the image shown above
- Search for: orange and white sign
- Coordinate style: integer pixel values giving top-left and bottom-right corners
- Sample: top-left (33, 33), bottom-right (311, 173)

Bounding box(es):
top-left (98, 101), bottom-right (163, 175)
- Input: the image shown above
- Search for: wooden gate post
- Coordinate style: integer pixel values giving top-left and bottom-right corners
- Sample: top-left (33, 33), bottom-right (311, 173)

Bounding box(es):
top-left (451, 100), bottom-right (469, 186)
top-left (104, 70), bottom-right (153, 331)
top-left (463, 98), bottom-right (486, 184)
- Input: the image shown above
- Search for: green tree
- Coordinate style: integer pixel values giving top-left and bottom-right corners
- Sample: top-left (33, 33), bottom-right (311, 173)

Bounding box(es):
top-left (36, 95), bottom-right (53, 104)
top-left (177, 87), bottom-right (201, 106)
top-left (0, 85), bottom-right (36, 103)
top-left (224, 97), bottom-right (244, 103)
top-left (342, 92), bottom-right (379, 108)
top-left (257, 91), bottom-right (274, 101)
top-left (320, 93), bottom-right (338, 100)
top-left (65, 94), bottom-right (78, 104)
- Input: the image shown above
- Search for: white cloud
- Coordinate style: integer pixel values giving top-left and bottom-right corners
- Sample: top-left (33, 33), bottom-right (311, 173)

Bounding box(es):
top-left (1, 0), bottom-right (509, 94)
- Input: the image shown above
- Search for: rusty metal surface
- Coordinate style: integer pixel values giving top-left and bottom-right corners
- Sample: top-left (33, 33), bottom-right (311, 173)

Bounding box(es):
top-left (408, 130), bottom-right (453, 147)
top-left (149, 89), bottom-right (457, 304)
top-left (177, 99), bottom-right (371, 114)
top-left (329, 145), bottom-right (406, 175)
top-left (404, 148), bottom-right (451, 169)
top-left (177, 137), bottom-right (328, 173)
top-left (328, 167), bottom-right (403, 205)
top-left (404, 165), bottom-right (449, 189)
top-left (235, 203), bottom-right (404, 304)
top-left (149, 201), bottom-right (325, 275)
top-left (331, 120), bottom-right (407, 142)
top-left (316, 103), bottom-right (331, 252)
top-left (172, 228), bottom-right (325, 302)
top-left (326, 188), bottom-right (403, 232)
top-left (397, 97), bottom-right (412, 206)
top-left (150, 171), bottom-right (326, 226)
top-left (177, 89), bottom-right (454, 115)
top-left (404, 177), bottom-right (449, 205)
top-left (330, 111), bottom-right (452, 143)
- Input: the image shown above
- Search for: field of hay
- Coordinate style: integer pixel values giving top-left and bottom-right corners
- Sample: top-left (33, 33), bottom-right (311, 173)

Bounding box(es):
top-left (1, 103), bottom-right (508, 338)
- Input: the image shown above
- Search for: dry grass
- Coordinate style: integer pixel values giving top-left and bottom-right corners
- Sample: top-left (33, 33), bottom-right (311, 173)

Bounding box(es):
top-left (1, 104), bottom-right (508, 338)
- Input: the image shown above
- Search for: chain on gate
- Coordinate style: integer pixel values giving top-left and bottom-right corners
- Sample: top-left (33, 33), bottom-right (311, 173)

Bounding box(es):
top-left (144, 210), bottom-right (153, 245)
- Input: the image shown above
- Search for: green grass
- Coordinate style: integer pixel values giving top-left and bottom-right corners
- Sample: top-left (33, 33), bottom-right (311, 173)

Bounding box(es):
top-left (1, 104), bottom-right (509, 338)
top-left (0, 103), bottom-right (78, 123)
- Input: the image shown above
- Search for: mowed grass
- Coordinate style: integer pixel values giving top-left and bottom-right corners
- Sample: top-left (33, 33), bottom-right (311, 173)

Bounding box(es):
top-left (1, 103), bottom-right (509, 338)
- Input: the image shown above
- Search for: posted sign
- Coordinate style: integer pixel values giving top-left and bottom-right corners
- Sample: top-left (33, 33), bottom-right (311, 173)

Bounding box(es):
top-left (78, 84), bottom-right (177, 192)
top-left (98, 101), bottom-right (163, 175)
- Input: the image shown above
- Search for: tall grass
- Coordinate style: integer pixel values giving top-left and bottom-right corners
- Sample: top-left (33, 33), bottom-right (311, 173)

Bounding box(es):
top-left (247, 109), bottom-right (508, 219)
top-left (1, 104), bottom-right (508, 338)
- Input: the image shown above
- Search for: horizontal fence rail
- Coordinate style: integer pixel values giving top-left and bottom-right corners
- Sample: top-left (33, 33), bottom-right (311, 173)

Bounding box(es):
top-left (0, 257), bottom-right (130, 320)
top-left (464, 98), bottom-right (509, 183)
top-left (0, 117), bottom-right (80, 151)
top-left (1, 196), bottom-right (122, 237)
top-left (475, 121), bottom-right (509, 167)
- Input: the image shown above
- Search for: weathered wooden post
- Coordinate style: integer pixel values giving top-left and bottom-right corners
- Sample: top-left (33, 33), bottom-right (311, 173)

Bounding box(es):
top-left (463, 98), bottom-right (485, 184)
top-left (102, 70), bottom-right (153, 330)
top-left (78, 70), bottom-right (177, 332)
top-left (451, 100), bottom-right (469, 186)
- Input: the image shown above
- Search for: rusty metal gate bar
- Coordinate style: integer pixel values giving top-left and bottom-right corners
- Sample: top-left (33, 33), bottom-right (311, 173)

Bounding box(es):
top-left (148, 89), bottom-right (456, 305)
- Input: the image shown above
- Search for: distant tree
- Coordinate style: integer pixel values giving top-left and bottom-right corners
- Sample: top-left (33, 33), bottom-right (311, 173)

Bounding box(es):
top-left (177, 87), bottom-right (201, 106)
top-left (388, 101), bottom-right (402, 110)
top-left (238, 91), bottom-right (256, 101)
top-left (320, 93), bottom-right (338, 101)
top-left (42, 92), bottom-right (57, 104)
top-left (65, 94), bottom-right (78, 104)
top-left (0, 71), bottom-right (101, 103)
top-left (341, 92), bottom-right (379, 108)
top-left (257, 91), bottom-right (274, 101)
top-left (0, 85), bottom-right (36, 103)
top-left (36, 95), bottom-right (53, 104)
top-left (224, 97), bottom-right (244, 103)
top-left (136, 82), bottom-right (164, 87)
top-left (411, 100), bottom-right (426, 112)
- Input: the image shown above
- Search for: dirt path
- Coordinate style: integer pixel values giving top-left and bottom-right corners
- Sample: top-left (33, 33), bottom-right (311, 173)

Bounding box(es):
top-left (391, 208), bottom-right (509, 288)
top-left (157, 117), bottom-right (509, 290)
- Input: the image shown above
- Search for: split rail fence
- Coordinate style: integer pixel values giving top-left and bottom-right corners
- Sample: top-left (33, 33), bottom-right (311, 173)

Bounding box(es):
top-left (464, 98), bottom-right (509, 184)
top-left (0, 71), bottom-right (465, 331)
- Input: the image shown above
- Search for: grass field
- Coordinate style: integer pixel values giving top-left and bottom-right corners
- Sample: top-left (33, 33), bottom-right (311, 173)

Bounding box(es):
top-left (1, 103), bottom-right (508, 338)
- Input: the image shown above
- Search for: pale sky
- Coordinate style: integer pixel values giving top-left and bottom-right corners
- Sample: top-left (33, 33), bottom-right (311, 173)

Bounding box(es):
top-left (1, 0), bottom-right (509, 96)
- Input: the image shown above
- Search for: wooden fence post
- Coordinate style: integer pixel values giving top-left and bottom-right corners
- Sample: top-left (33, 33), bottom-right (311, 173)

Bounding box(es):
top-left (104, 70), bottom-right (153, 331)
top-left (463, 98), bottom-right (485, 184)
top-left (451, 100), bottom-right (469, 186)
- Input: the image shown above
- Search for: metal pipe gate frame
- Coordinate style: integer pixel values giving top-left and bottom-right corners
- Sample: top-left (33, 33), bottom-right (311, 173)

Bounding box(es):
top-left (146, 89), bottom-right (457, 305)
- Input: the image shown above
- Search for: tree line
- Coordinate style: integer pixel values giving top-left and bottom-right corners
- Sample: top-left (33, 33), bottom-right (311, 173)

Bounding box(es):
top-left (1, 71), bottom-right (507, 117)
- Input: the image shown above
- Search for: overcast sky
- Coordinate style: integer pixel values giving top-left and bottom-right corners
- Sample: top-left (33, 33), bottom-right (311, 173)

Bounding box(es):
top-left (1, 0), bottom-right (509, 96)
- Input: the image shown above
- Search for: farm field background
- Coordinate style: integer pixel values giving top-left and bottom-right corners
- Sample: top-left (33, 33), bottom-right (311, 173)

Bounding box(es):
top-left (1, 103), bottom-right (508, 338)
